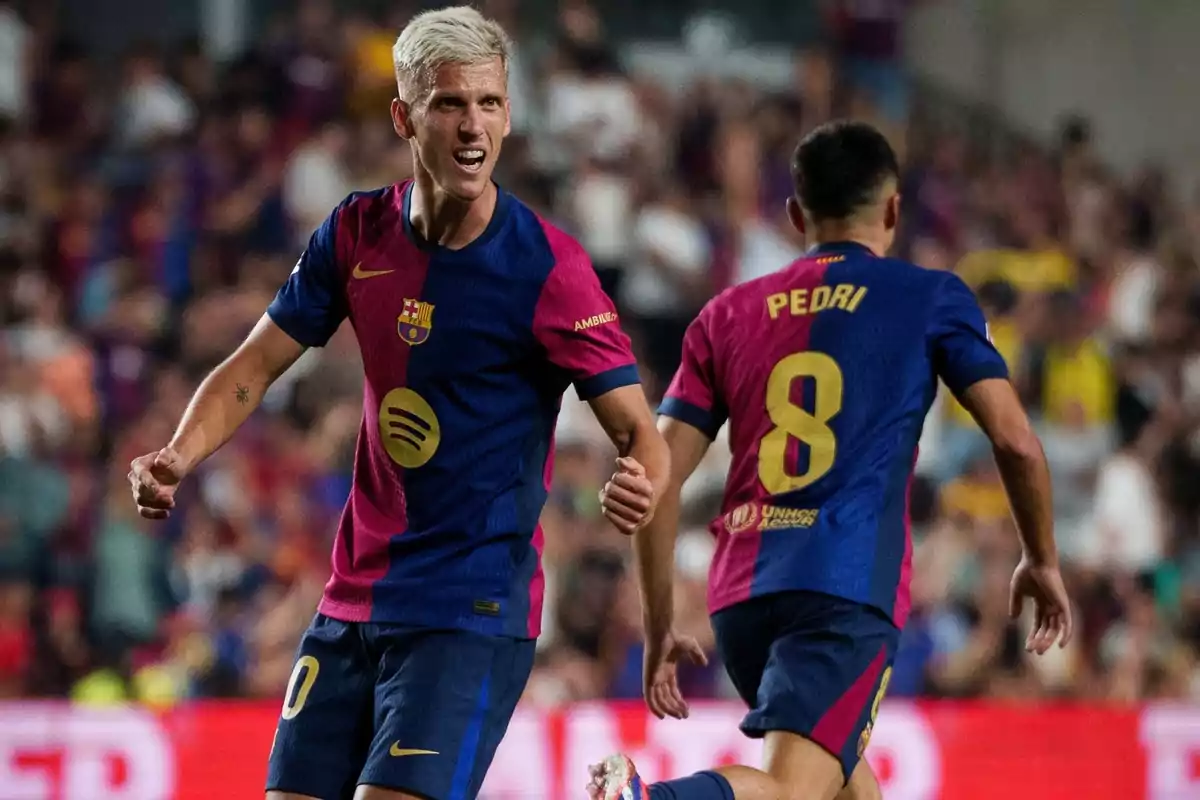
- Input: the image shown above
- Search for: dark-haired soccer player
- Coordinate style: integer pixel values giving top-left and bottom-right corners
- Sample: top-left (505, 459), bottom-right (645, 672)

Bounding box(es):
top-left (128, 7), bottom-right (667, 800)
top-left (591, 120), bottom-right (1072, 800)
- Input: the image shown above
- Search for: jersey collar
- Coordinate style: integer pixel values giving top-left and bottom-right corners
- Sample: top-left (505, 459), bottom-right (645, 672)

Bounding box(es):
top-left (806, 241), bottom-right (875, 257)
top-left (401, 179), bottom-right (512, 253)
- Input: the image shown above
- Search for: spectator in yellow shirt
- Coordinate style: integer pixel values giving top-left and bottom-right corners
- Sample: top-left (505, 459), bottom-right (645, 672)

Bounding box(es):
top-left (957, 207), bottom-right (1077, 294)
top-left (1025, 291), bottom-right (1115, 428)
top-left (1022, 291), bottom-right (1116, 559)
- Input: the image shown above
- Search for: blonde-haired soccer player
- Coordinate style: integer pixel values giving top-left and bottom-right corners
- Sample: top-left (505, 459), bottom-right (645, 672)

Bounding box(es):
top-left (129, 6), bottom-right (667, 800)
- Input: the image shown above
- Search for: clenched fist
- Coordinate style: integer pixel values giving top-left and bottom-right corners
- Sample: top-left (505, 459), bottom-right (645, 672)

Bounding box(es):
top-left (128, 447), bottom-right (187, 520)
top-left (599, 456), bottom-right (656, 535)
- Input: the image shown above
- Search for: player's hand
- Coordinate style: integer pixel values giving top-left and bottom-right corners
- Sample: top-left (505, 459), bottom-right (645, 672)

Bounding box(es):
top-left (1009, 555), bottom-right (1073, 655)
top-left (128, 447), bottom-right (187, 520)
top-left (599, 457), bottom-right (656, 536)
top-left (643, 629), bottom-right (709, 720)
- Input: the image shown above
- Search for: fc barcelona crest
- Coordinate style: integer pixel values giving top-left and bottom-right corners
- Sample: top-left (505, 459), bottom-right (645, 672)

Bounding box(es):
top-left (397, 298), bottom-right (435, 346)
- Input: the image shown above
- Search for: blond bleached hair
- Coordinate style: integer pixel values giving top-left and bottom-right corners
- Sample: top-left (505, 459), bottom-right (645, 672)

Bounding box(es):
top-left (392, 6), bottom-right (512, 102)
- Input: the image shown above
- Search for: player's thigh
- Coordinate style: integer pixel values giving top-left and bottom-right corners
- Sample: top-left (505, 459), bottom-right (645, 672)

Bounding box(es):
top-left (744, 592), bottom-right (899, 788)
top-left (358, 627), bottom-right (536, 800)
top-left (711, 595), bottom-right (778, 708)
top-left (265, 614), bottom-right (376, 800)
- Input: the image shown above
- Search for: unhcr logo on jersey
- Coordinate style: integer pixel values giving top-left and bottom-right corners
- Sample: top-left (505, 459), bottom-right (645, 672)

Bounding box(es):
top-left (725, 502), bottom-right (761, 534)
top-left (724, 502), bottom-right (819, 534)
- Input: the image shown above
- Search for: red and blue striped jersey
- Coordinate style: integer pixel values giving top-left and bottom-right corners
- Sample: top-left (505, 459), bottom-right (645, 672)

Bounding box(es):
top-left (267, 182), bottom-right (638, 638)
top-left (660, 241), bottom-right (1008, 626)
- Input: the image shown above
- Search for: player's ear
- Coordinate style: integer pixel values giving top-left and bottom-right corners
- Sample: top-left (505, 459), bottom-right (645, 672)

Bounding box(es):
top-left (786, 196), bottom-right (806, 237)
top-left (503, 97), bottom-right (512, 138)
top-left (391, 98), bottom-right (415, 140)
top-left (884, 193), bottom-right (901, 232)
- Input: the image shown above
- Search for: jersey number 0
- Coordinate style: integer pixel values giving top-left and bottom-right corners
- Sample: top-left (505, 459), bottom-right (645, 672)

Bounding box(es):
top-left (758, 351), bottom-right (844, 494)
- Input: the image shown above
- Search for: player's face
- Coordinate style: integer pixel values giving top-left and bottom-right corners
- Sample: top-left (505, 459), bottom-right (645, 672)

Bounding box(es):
top-left (393, 58), bottom-right (511, 203)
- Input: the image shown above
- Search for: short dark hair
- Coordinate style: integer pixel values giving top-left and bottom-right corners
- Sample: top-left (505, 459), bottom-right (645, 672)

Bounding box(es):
top-left (791, 120), bottom-right (900, 221)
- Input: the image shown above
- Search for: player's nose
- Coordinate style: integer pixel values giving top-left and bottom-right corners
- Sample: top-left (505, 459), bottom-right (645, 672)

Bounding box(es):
top-left (459, 106), bottom-right (486, 138)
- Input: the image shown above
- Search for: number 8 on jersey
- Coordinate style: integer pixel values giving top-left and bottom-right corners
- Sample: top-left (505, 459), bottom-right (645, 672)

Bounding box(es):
top-left (759, 351), bottom-right (844, 494)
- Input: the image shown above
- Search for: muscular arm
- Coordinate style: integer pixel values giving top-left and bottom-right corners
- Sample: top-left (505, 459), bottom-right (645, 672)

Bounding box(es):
top-left (132, 198), bottom-right (348, 521)
top-left (959, 378), bottom-right (1058, 566)
top-left (167, 314), bottom-right (306, 474)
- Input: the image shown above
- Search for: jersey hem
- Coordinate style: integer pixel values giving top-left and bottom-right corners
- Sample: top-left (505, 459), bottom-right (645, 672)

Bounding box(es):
top-left (317, 596), bottom-right (371, 622)
top-left (709, 588), bottom-right (902, 629)
top-left (658, 396), bottom-right (725, 439)
top-left (318, 593), bottom-right (539, 640)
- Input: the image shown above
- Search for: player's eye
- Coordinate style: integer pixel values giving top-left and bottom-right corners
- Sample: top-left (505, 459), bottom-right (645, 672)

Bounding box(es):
top-left (480, 97), bottom-right (502, 109)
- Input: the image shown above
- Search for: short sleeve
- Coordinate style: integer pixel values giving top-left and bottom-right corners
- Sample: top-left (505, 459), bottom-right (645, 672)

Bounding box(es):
top-left (532, 235), bottom-right (639, 400)
top-left (930, 273), bottom-right (1010, 396)
top-left (267, 203), bottom-right (348, 348)
top-left (658, 304), bottom-right (727, 439)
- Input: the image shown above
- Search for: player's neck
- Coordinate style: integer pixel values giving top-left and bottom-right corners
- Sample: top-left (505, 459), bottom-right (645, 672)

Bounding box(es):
top-left (408, 172), bottom-right (498, 250)
top-left (806, 224), bottom-right (888, 258)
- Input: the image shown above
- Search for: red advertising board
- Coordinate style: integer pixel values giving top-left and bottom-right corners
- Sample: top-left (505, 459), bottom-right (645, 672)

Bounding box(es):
top-left (0, 701), bottom-right (1197, 799)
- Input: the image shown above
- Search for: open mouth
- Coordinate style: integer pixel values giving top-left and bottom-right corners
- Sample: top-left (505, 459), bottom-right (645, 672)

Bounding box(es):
top-left (453, 149), bottom-right (486, 171)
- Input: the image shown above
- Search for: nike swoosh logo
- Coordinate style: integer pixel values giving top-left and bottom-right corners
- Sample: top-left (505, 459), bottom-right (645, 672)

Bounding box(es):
top-left (390, 743), bottom-right (439, 758)
top-left (352, 263), bottom-right (395, 279)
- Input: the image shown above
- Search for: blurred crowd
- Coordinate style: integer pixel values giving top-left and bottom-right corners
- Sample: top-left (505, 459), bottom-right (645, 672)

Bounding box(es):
top-left (0, 0), bottom-right (1196, 712)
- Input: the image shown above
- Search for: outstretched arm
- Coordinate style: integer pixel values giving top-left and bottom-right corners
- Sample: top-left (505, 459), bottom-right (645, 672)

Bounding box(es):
top-left (131, 199), bottom-right (352, 519)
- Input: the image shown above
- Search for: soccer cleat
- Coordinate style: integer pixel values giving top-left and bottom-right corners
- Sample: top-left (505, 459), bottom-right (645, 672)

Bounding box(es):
top-left (587, 754), bottom-right (650, 800)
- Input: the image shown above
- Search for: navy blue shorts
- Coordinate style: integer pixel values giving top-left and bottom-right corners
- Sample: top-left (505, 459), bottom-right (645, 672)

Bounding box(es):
top-left (266, 613), bottom-right (535, 800)
top-left (711, 590), bottom-right (900, 781)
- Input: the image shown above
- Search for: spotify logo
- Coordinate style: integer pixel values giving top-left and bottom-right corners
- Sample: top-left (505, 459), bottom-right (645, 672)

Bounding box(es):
top-left (378, 388), bottom-right (441, 468)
